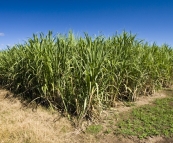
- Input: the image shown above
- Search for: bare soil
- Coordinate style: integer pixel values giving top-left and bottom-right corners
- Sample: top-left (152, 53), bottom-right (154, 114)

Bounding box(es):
top-left (0, 88), bottom-right (173, 143)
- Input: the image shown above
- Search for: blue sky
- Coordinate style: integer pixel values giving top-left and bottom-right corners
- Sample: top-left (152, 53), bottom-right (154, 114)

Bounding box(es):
top-left (0, 0), bottom-right (173, 50)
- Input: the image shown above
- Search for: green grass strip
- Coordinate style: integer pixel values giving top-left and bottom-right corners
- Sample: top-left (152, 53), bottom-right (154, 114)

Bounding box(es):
top-left (116, 97), bottom-right (173, 139)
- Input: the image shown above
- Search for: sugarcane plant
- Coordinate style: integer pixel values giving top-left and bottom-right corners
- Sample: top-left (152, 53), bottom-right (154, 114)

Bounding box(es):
top-left (0, 31), bottom-right (172, 124)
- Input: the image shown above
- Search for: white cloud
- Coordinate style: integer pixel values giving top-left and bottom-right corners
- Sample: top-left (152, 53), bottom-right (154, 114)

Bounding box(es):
top-left (0, 33), bottom-right (5, 36)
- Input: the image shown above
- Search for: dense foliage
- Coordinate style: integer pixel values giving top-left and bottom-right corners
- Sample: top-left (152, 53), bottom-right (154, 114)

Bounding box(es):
top-left (0, 31), bottom-right (172, 121)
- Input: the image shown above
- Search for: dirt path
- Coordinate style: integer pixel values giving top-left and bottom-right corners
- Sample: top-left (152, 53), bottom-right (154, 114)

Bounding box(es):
top-left (0, 88), bottom-right (172, 143)
top-left (110, 90), bottom-right (167, 113)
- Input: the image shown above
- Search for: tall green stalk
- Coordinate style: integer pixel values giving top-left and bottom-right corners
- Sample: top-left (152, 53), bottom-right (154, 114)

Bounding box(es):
top-left (0, 31), bottom-right (172, 123)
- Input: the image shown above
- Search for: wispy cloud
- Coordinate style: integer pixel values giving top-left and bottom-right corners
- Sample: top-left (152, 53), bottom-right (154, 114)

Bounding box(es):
top-left (0, 33), bottom-right (5, 36)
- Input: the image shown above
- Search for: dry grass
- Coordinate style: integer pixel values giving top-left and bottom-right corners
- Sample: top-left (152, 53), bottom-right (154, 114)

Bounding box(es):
top-left (0, 89), bottom-right (75, 143)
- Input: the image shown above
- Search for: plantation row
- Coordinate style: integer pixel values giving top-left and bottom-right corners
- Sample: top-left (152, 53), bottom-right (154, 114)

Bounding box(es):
top-left (0, 31), bottom-right (172, 121)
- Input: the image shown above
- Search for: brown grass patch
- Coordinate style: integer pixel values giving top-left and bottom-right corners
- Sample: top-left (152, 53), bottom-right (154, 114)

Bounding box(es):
top-left (0, 89), bottom-right (76, 143)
